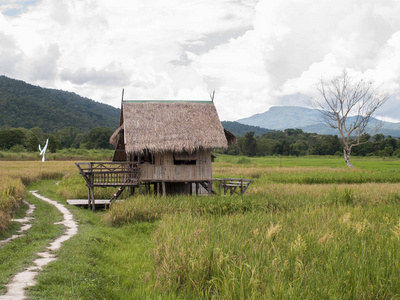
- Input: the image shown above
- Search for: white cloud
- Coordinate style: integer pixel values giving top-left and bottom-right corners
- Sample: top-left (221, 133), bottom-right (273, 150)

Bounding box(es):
top-left (1, 0), bottom-right (400, 121)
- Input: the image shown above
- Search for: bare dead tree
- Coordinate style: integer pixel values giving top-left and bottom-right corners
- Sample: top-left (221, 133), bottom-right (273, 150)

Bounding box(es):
top-left (312, 70), bottom-right (388, 167)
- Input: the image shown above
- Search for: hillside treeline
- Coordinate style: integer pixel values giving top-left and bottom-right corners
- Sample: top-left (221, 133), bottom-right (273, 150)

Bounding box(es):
top-left (0, 127), bottom-right (114, 152)
top-left (2, 126), bottom-right (399, 157)
top-left (224, 129), bottom-right (400, 157)
top-left (0, 76), bottom-right (120, 132)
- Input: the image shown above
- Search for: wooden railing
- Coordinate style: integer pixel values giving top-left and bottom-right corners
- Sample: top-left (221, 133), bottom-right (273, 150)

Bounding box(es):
top-left (75, 162), bottom-right (140, 187)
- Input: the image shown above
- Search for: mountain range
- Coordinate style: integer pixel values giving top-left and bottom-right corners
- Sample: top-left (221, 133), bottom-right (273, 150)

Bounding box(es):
top-left (1, 75), bottom-right (399, 137)
top-left (234, 106), bottom-right (400, 137)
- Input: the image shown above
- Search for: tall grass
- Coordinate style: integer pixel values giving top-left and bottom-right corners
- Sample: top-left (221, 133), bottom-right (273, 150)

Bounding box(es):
top-left (56, 174), bottom-right (116, 200)
top-left (151, 206), bottom-right (400, 299)
top-left (102, 155), bottom-right (400, 298)
top-left (0, 161), bottom-right (76, 233)
top-left (0, 177), bottom-right (24, 232)
top-left (4, 155), bottom-right (400, 298)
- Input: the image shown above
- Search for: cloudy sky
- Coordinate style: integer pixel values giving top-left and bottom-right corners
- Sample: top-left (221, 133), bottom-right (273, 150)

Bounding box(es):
top-left (1, 0), bottom-right (400, 122)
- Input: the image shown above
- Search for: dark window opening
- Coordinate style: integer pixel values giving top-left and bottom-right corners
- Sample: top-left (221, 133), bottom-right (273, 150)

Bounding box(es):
top-left (174, 158), bottom-right (196, 165)
top-left (132, 150), bottom-right (154, 164)
top-left (174, 152), bottom-right (197, 165)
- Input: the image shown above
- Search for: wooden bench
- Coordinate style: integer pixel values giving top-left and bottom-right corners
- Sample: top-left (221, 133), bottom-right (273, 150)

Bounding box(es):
top-left (214, 178), bottom-right (253, 196)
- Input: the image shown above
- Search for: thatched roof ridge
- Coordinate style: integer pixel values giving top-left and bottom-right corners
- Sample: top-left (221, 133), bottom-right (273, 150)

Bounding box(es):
top-left (111, 101), bottom-right (231, 154)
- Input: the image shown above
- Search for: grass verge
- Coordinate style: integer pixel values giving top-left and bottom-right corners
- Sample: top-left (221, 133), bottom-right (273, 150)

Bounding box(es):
top-left (0, 180), bottom-right (63, 294)
top-left (26, 180), bottom-right (162, 299)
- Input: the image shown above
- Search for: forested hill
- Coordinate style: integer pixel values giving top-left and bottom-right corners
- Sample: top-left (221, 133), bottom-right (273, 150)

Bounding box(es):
top-left (0, 76), bottom-right (120, 132)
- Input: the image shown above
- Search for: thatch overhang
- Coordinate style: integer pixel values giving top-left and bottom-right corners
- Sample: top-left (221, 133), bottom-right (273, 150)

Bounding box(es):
top-left (110, 100), bottom-right (233, 154)
top-left (109, 125), bottom-right (123, 146)
top-left (224, 129), bottom-right (237, 147)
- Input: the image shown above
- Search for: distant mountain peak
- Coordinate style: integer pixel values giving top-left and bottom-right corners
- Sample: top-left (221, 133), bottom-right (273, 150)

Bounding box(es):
top-left (237, 105), bottom-right (400, 137)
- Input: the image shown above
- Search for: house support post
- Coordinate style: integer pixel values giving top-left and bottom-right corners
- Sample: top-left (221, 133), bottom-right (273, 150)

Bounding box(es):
top-left (87, 186), bottom-right (91, 209)
top-left (89, 172), bottom-right (95, 211)
top-left (130, 186), bottom-right (135, 196)
top-left (90, 186), bottom-right (95, 211)
top-left (162, 182), bottom-right (166, 197)
top-left (208, 180), bottom-right (212, 196)
top-left (156, 183), bottom-right (160, 196)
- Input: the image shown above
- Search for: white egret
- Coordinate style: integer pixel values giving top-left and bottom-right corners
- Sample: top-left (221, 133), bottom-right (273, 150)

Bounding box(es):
top-left (38, 138), bottom-right (49, 162)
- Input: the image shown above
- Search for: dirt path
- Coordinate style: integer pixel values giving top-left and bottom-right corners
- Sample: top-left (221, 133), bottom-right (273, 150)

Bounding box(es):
top-left (0, 191), bottom-right (78, 300)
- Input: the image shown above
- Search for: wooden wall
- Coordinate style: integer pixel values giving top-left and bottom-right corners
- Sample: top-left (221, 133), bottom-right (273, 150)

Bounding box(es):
top-left (140, 149), bottom-right (212, 181)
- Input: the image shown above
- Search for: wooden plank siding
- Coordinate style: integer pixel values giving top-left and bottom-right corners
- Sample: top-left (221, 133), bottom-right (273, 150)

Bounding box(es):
top-left (140, 149), bottom-right (212, 181)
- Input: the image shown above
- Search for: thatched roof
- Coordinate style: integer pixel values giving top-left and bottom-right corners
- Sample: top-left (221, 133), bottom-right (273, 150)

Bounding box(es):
top-left (110, 101), bottom-right (234, 154)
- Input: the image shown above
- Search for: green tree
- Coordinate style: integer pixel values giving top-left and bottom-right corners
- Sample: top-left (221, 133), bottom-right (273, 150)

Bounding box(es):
top-left (26, 132), bottom-right (40, 152)
top-left (0, 128), bottom-right (26, 150)
top-left (46, 135), bottom-right (61, 153)
top-left (242, 132), bottom-right (257, 157)
top-left (83, 127), bottom-right (114, 149)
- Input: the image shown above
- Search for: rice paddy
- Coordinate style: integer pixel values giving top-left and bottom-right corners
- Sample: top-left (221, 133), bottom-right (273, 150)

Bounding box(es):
top-left (1, 155), bottom-right (400, 299)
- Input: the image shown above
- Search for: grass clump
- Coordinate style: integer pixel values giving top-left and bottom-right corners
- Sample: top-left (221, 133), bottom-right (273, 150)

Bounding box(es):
top-left (0, 177), bottom-right (25, 233)
top-left (104, 196), bottom-right (162, 226)
top-left (104, 194), bottom-right (284, 226)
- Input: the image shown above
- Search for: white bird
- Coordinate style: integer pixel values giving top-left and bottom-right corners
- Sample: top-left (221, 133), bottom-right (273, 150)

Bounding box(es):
top-left (38, 138), bottom-right (49, 162)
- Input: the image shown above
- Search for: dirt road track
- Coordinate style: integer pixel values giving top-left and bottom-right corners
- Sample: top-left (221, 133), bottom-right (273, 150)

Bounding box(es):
top-left (0, 191), bottom-right (78, 300)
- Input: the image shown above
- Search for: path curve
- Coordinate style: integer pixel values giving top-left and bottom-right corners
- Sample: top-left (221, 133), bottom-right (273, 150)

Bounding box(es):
top-left (0, 191), bottom-right (78, 300)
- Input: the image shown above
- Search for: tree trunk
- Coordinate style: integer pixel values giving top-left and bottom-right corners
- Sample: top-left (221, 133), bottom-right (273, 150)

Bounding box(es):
top-left (343, 149), bottom-right (354, 168)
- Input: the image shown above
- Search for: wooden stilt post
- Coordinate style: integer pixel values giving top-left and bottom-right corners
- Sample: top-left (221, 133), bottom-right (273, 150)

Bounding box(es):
top-left (196, 182), bottom-right (199, 196)
top-left (162, 182), bottom-right (166, 197)
top-left (208, 180), bottom-right (212, 195)
top-left (156, 183), bottom-right (160, 196)
top-left (90, 186), bottom-right (95, 211)
top-left (87, 186), bottom-right (91, 209)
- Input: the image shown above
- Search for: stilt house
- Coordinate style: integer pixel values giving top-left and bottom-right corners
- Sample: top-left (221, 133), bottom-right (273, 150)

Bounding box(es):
top-left (108, 100), bottom-right (236, 195)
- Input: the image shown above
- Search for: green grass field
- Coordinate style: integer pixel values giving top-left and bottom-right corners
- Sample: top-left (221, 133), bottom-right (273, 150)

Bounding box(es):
top-left (1, 155), bottom-right (400, 299)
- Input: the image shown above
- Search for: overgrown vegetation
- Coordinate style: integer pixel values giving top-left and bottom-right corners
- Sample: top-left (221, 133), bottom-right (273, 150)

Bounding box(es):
top-left (0, 161), bottom-right (76, 233)
top-left (2, 156), bottom-right (400, 298)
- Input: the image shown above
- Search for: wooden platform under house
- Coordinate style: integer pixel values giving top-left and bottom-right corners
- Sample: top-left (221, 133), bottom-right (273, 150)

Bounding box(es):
top-left (74, 98), bottom-right (252, 210)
